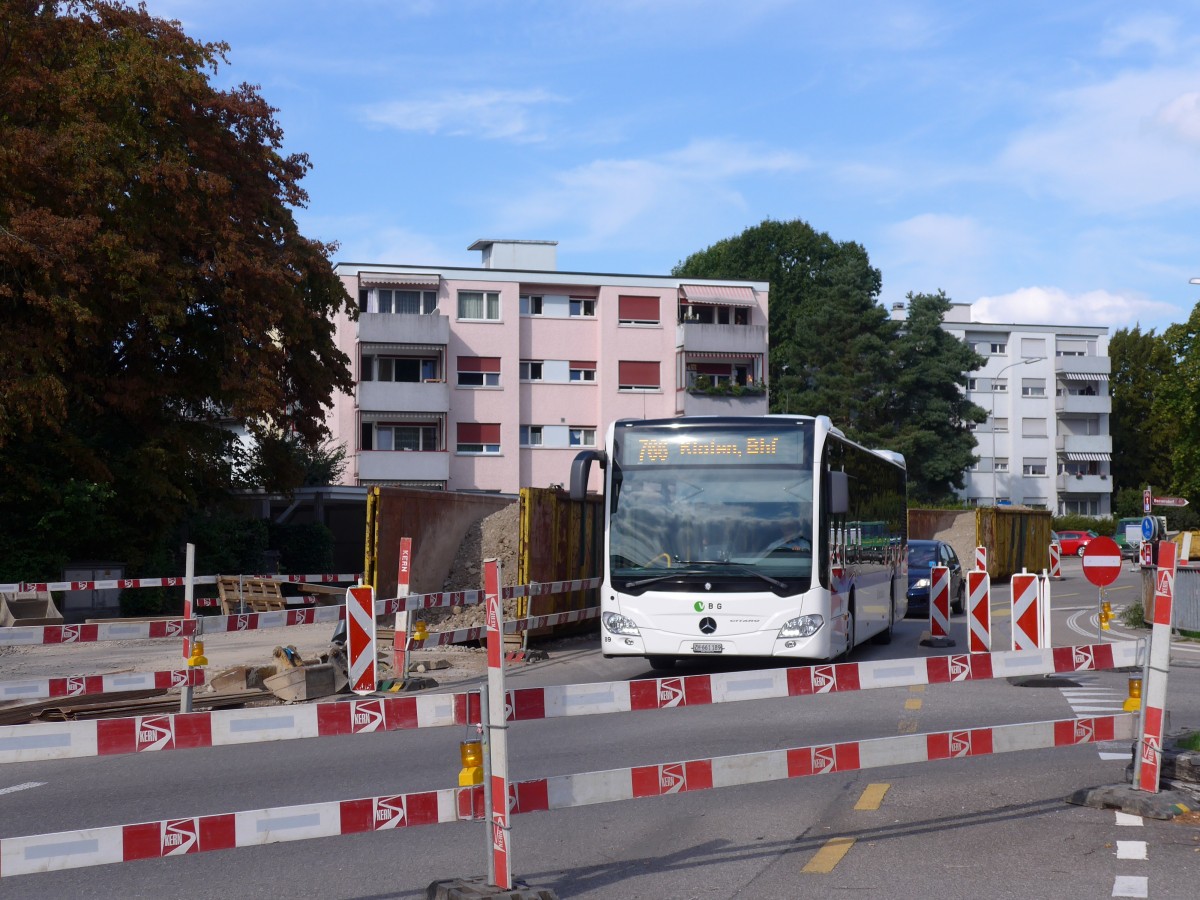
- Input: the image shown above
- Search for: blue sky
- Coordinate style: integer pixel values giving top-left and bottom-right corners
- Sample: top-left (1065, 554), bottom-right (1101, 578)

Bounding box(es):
top-left (140, 0), bottom-right (1200, 333)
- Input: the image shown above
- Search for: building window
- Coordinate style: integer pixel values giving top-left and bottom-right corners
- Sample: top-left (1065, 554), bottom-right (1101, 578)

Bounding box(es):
top-left (618, 360), bottom-right (660, 391)
top-left (361, 423), bottom-right (438, 451)
top-left (569, 361), bottom-right (597, 382)
top-left (457, 422), bottom-right (500, 454)
top-left (363, 356), bottom-right (439, 383)
top-left (1022, 460), bottom-right (1047, 476)
top-left (1021, 379), bottom-right (1046, 397)
top-left (520, 425), bottom-right (543, 447)
top-left (569, 297), bottom-right (595, 317)
top-left (991, 379), bottom-right (1007, 393)
top-left (361, 288), bottom-right (437, 315)
top-left (992, 418), bottom-right (1009, 432)
top-left (995, 458), bottom-right (1009, 472)
top-left (617, 295), bottom-right (660, 325)
top-left (520, 295), bottom-right (543, 316)
top-left (569, 427), bottom-right (596, 447)
top-left (458, 291), bottom-right (500, 320)
top-left (967, 378), bottom-right (979, 391)
top-left (519, 360), bottom-right (544, 381)
top-left (457, 356), bottom-right (501, 387)
top-left (1022, 417), bottom-right (1047, 437)
top-left (990, 342), bottom-right (1008, 355)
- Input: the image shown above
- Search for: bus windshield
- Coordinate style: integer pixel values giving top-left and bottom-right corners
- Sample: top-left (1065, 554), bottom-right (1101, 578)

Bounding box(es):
top-left (608, 421), bottom-right (814, 591)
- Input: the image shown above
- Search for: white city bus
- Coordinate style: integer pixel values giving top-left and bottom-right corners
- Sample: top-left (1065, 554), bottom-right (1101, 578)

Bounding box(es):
top-left (570, 415), bottom-right (907, 668)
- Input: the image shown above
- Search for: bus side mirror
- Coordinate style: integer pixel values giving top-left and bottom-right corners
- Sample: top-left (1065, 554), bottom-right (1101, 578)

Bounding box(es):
top-left (829, 471), bottom-right (849, 515)
top-left (570, 450), bottom-right (607, 501)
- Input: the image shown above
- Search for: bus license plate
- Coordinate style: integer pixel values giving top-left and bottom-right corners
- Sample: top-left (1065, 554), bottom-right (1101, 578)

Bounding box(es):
top-left (692, 642), bottom-right (723, 654)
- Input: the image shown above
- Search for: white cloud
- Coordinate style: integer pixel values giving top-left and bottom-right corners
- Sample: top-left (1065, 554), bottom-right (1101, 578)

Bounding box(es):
top-left (972, 286), bottom-right (1179, 328)
top-left (999, 68), bottom-right (1200, 211)
top-left (883, 213), bottom-right (990, 268)
top-left (1098, 14), bottom-right (1181, 58)
top-left (358, 89), bottom-right (567, 143)
top-left (495, 139), bottom-right (809, 246)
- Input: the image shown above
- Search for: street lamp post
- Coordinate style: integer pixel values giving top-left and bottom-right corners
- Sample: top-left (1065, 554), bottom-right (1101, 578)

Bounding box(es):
top-left (780, 364), bottom-right (790, 414)
top-left (988, 356), bottom-right (1046, 506)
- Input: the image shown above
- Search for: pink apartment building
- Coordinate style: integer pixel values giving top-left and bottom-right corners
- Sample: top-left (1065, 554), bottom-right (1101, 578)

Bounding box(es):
top-left (331, 239), bottom-right (770, 493)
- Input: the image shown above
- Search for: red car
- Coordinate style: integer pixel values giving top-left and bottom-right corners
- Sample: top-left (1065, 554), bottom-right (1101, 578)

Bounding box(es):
top-left (1053, 529), bottom-right (1097, 557)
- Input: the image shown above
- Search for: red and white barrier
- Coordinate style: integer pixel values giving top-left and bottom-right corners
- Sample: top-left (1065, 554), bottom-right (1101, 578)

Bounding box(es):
top-left (1136, 541), bottom-right (1176, 793)
top-left (0, 694), bottom-right (463, 764)
top-left (1010, 571), bottom-right (1041, 650)
top-left (0, 711), bottom-right (1133, 877)
top-left (0, 619), bottom-right (197, 648)
top-left (0, 573), bottom-right (362, 593)
top-left (0, 786), bottom-right (462, 876)
top-left (1039, 571), bottom-right (1053, 648)
top-left (974, 545), bottom-right (987, 573)
top-left (1049, 542), bottom-right (1062, 579)
top-left (966, 569), bottom-right (991, 653)
top-left (0, 669), bottom-right (203, 702)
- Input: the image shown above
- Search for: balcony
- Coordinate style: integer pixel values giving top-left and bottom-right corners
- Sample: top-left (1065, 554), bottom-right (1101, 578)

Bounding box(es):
top-left (676, 322), bottom-right (767, 355)
top-left (1054, 355), bottom-right (1110, 378)
top-left (1056, 473), bottom-right (1113, 495)
top-left (357, 450), bottom-right (449, 483)
top-left (1055, 434), bottom-right (1112, 455)
top-left (681, 391), bottom-right (769, 416)
top-left (357, 312), bottom-right (449, 346)
top-left (1056, 393), bottom-right (1111, 415)
top-left (357, 380), bottom-right (449, 414)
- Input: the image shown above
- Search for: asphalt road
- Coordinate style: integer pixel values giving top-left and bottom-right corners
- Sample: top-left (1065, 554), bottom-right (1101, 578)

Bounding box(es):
top-left (2, 556), bottom-right (1198, 899)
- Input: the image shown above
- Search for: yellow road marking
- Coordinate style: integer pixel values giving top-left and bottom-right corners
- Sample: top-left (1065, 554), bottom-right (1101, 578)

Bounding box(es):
top-left (897, 719), bottom-right (918, 734)
top-left (802, 837), bottom-right (855, 873)
top-left (855, 783), bottom-right (890, 810)
top-left (909, 684), bottom-right (925, 693)
top-left (904, 697), bottom-right (922, 710)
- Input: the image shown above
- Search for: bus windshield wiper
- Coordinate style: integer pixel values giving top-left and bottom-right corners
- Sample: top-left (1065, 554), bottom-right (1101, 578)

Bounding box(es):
top-left (625, 562), bottom-right (786, 590)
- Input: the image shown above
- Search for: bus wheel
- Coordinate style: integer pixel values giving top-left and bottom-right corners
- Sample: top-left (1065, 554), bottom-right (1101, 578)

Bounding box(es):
top-left (648, 656), bottom-right (676, 671)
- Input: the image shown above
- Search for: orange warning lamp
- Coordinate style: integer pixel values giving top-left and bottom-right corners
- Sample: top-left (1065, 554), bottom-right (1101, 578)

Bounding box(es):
top-left (458, 739), bottom-right (484, 786)
top-left (412, 620), bottom-right (429, 642)
top-left (187, 641), bottom-right (208, 667)
top-left (1123, 676), bottom-right (1143, 712)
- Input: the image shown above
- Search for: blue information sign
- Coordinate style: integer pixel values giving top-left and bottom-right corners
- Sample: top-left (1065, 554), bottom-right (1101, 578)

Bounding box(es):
top-left (1142, 516), bottom-right (1157, 541)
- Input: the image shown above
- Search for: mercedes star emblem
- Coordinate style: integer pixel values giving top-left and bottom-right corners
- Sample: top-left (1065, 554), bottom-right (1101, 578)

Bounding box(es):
top-left (699, 617), bottom-right (717, 634)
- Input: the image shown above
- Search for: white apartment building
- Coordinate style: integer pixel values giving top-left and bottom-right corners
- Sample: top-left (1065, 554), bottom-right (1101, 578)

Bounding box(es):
top-left (931, 303), bottom-right (1112, 515)
top-left (330, 240), bottom-right (770, 494)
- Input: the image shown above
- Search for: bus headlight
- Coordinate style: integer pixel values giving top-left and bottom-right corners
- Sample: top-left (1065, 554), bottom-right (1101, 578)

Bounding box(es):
top-left (602, 612), bottom-right (641, 636)
top-left (778, 615), bottom-right (823, 639)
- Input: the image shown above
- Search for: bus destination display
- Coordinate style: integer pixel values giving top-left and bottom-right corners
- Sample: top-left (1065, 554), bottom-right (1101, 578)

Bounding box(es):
top-left (618, 429), bottom-right (808, 467)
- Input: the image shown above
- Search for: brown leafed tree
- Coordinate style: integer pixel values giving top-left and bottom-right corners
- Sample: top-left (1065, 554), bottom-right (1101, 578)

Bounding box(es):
top-left (0, 1), bottom-right (355, 575)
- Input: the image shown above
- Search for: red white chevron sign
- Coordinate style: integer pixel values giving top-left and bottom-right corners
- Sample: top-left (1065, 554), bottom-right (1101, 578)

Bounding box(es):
top-left (346, 585), bottom-right (377, 695)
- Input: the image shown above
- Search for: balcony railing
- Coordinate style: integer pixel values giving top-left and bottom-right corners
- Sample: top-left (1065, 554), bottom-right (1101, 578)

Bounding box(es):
top-left (357, 380), bottom-right (450, 414)
top-left (357, 450), bottom-right (449, 483)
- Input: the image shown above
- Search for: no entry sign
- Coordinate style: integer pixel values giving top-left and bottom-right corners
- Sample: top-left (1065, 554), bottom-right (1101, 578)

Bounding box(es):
top-left (1082, 536), bottom-right (1122, 587)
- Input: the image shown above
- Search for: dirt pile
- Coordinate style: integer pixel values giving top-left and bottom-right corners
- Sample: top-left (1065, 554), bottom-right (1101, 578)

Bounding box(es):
top-left (426, 503), bottom-right (522, 628)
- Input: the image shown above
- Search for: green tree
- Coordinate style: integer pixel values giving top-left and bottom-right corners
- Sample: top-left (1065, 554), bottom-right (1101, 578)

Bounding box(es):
top-left (888, 291), bottom-right (988, 501)
top-left (1109, 326), bottom-right (1175, 495)
top-left (673, 219), bottom-right (898, 444)
top-left (0, 1), bottom-right (355, 577)
top-left (1160, 303), bottom-right (1200, 503)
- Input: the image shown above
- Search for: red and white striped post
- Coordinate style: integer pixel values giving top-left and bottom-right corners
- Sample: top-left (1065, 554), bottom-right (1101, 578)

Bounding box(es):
top-left (967, 569), bottom-right (991, 653)
top-left (1010, 570), bottom-right (1041, 651)
top-left (394, 537), bottom-right (412, 679)
top-left (1135, 541), bottom-right (1176, 793)
top-left (1048, 542), bottom-right (1062, 580)
top-left (921, 565), bottom-right (955, 648)
top-left (484, 558), bottom-right (512, 889)
top-left (180, 543), bottom-right (196, 714)
top-left (346, 585), bottom-right (377, 695)
top-left (1039, 570), bottom-right (1053, 647)
top-left (974, 545), bottom-right (987, 574)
